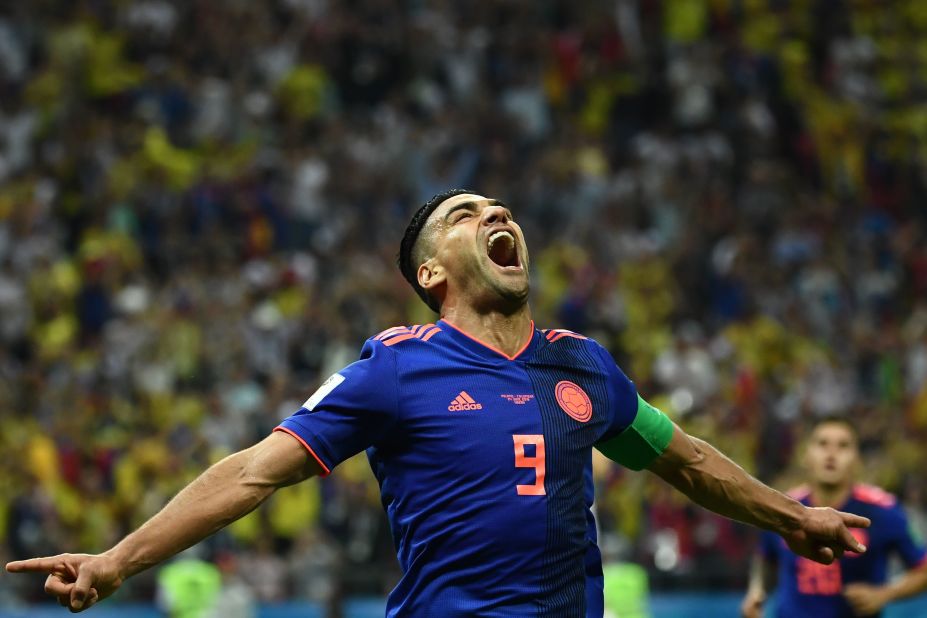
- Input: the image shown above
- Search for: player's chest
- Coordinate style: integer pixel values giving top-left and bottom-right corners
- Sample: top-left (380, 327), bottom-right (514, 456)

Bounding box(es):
top-left (398, 361), bottom-right (611, 456)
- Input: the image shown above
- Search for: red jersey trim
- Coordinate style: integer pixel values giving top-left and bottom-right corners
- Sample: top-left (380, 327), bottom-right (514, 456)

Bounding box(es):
top-left (273, 426), bottom-right (331, 477)
top-left (543, 328), bottom-right (588, 342)
top-left (382, 333), bottom-right (416, 346)
top-left (852, 484), bottom-right (896, 508)
top-left (380, 323), bottom-right (441, 346)
top-left (374, 326), bottom-right (408, 340)
top-left (551, 332), bottom-right (586, 343)
top-left (786, 484), bottom-right (812, 501)
top-left (440, 319), bottom-right (535, 361)
top-left (421, 325), bottom-right (440, 341)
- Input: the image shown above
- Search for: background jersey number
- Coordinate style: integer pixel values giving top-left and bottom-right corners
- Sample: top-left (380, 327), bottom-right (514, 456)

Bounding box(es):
top-left (796, 557), bottom-right (842, 595)
top-left (513, 434), bottom-right (546, 495)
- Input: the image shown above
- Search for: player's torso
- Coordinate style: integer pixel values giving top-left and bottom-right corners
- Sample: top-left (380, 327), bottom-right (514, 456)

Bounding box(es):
top-left (774, 492), bottom-right (894, 618)
top-left (369, 323), bottom-right (615, 618)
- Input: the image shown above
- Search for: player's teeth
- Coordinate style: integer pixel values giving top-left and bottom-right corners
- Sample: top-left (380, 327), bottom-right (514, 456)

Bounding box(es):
top-left (488, 231), bottom-right (514, 250)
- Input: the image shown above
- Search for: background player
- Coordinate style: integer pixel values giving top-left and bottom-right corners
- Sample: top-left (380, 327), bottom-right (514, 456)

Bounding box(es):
top-left (741, 416), bottom-right (927, 618)
top-left (7, 192), bottom-right (870, 616)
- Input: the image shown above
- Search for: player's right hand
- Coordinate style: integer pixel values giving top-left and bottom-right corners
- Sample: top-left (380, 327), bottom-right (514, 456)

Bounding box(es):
top-left (740, 589), bottom-right (765, 618)
top-left (5, 552), bottom-right (124, 612)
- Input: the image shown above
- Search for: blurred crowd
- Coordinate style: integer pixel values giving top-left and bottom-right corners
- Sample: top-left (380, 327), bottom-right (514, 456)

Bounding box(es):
top-left (2, 0), bottom-right (927, 609)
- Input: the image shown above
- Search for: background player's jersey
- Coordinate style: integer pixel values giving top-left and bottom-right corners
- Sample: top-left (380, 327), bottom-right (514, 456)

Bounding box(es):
top-left (276, 320), bottom-right (642, 618)
top-left (761, 484), bottom-right (927, 618)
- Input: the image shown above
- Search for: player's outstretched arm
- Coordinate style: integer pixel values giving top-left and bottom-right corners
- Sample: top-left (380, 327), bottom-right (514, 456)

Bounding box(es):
top-left (5, 431), bottom-right (322, 612)
top-left (647, 424), bottom-right (869, 565)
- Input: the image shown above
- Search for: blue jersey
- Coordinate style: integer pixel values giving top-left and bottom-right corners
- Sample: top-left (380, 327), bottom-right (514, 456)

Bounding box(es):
top-left (761, 484), bottom-right (927, 618)
top-left (276, 320), bottom-right (641, 617)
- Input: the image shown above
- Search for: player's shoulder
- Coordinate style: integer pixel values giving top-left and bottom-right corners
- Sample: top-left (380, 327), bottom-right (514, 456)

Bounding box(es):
top-left (368, 323), bottom-right (444, 349)
top-left (851, 483), bottom-right (898, 509)
top-left (540, 326), bottom-right (613, 359)
top-left (539, 326), bottom-right (625, 371)
top-left (785, 484), bottom-right (813, 502)
top-left (540, 327), bottom-right (590, 344)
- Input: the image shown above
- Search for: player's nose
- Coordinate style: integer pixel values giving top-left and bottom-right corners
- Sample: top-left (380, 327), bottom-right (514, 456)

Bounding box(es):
top-left (481, 204), bottom-right (509, 226)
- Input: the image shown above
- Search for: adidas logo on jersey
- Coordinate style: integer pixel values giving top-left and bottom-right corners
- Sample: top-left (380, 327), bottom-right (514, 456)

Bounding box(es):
top-left (448, 391), bottom-right (483, 411)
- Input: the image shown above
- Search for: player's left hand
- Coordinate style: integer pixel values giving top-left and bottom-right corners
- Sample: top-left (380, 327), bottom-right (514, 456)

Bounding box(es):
top-left (844, 583), bottom-right (891, 616)
top-left (781, 506), bottom-right (870, 565)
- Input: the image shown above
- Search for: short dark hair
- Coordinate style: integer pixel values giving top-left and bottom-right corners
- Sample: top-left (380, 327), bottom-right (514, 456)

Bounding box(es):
top-left (398, 188), bottom-right (475, 313)
top-left (809, 415), bottom-right (859, 443)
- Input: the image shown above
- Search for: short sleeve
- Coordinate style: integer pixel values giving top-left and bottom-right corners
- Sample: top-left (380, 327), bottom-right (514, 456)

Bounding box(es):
top-left (887, 505), bottom-right (927, 569)
top-left (275, 338), bottom-right (400, 476)
top-left (590, 341), bottom-right (674, 470)
top-left (590, 341), bottom-right (639, 439)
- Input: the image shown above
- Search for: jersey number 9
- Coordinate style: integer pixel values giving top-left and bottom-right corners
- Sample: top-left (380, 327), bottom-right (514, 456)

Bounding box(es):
top-left (513, 435), bottom-right (546, 496)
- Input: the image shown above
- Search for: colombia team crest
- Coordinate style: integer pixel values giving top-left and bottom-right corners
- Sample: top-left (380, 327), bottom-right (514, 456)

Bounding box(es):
top-left (555, 380), bottom-right (592, 422)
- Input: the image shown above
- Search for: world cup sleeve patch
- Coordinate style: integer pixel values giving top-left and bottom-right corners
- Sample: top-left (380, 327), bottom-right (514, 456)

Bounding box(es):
top-left (303, 373), bottom-right (346, 411)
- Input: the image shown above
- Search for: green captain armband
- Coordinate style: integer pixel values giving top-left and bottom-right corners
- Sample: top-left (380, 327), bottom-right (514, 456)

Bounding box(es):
top-left (595, 395), bottom-right (675, 471)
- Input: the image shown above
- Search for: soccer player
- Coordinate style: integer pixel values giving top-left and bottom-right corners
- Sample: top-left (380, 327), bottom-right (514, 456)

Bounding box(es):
top-left (8, 190), bottom-right (870, 616)
top-left (741, 416), bottom-right (927, 618)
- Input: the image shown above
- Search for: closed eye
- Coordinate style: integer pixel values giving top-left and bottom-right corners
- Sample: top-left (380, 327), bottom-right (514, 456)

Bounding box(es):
top-left (454, 212), bottom-right (473, 223)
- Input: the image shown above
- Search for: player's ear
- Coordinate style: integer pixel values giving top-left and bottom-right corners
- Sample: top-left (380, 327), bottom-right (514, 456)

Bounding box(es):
top-left (418, 258), bottom-right (446, 293)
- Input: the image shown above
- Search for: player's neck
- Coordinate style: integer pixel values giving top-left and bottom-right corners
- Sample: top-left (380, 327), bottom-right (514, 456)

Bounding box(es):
top-left (810, 482), bottom-right (853, 509)
top-left (439, 304), bottom-right (533, 358)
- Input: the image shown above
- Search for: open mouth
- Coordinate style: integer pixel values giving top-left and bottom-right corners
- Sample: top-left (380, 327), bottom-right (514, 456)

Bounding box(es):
top-left (487, 230), bottom-right (521, 270)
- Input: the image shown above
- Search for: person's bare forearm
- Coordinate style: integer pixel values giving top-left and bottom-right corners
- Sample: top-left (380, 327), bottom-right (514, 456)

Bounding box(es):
top-left (742, 554), bottom-right (776, 617)
top-left (104, 448), bottom-right (274, 578)
top-left (2, 432), bottom-right (317, 612)
top-left (884, 563), bottom-right (927, 603)
top-left (747, 554), bottom-right (773, 596)
top-left (102, 432), bottom-right (319, 580)
top-left (650, 433), bottom-right (804, 534)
